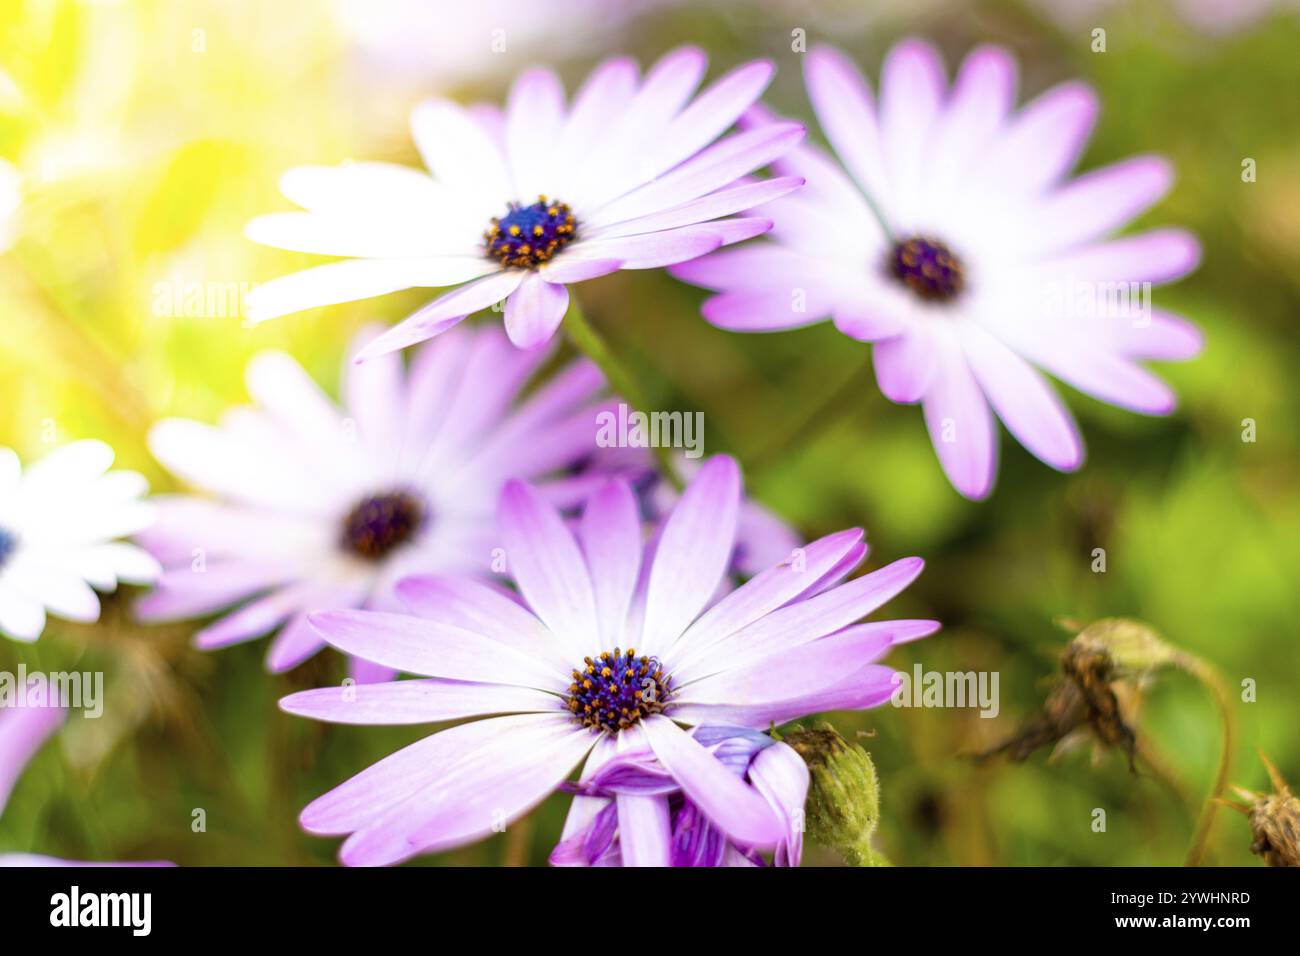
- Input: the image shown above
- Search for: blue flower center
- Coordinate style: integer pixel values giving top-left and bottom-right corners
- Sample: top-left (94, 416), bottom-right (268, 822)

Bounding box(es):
top-left (485, 196), bottom-right (576, 269)
top-left (888, 236), bottom-right (964, 302)
top-left (340, 491), bottom-right (425, 560)
top-left (0, 527), bottom-right (16, 569)
top-left (567, 648), bottom-right (673, 734)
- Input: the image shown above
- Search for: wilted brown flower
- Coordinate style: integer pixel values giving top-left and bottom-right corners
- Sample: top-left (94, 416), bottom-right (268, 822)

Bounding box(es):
top-left (1225, 753), bottom-right (1300, 867)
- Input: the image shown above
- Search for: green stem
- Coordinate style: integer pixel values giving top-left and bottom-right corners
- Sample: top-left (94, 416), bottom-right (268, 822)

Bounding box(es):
top-left (747, 360), bottom-right (870, 472)
top-left (562, 296), bottom-right (682, 490)
top-left (1175, 651), bottom-right (1235, 866)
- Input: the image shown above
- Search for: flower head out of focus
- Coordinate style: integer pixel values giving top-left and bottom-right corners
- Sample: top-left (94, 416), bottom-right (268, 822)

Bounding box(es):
top-left (244, 49), bottom-right (805, 353)
top-left (551, 726), bottom-right (808, 867)
top-left (279, 455), bottom-right (936, 866)
top-left (0, 441), bottom-right (159, 642)
top-left (672, 41), bottom-right (1203, 499)
top-left (137, 324), bottom-right (613, 677)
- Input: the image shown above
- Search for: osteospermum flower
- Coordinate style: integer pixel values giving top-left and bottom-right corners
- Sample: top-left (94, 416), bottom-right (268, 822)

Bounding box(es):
top-left (550, 725), bottom-right (808, 866)
top-left (137, 324), bottom-right (613, 677)
top-left (672, 41), bottom-right (1202, 499)
top-left (0, 700), bottom-right (172, 866)
top-left (0, 441), bottom-right (158, 642)
top-left (280, 455), bottom-right (936, 865)
top-left (244, 49), bottom-right (805, 354)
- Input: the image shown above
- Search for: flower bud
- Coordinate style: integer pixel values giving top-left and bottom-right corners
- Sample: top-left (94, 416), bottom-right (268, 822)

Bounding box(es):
top-left (783, 722), bottom-right (887, 866)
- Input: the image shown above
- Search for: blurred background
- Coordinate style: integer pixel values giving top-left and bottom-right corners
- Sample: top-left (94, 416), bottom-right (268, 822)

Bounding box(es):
top-left (1, 0), bottom-right (1298, 866)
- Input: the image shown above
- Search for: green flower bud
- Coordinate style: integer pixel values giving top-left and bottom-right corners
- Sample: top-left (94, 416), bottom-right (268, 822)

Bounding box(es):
top-left (783, 722), bottom-right (889, 867)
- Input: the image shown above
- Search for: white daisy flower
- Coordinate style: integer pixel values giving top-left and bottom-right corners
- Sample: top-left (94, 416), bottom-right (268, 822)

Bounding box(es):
top-left (0, 441), bottom-right (159, 642)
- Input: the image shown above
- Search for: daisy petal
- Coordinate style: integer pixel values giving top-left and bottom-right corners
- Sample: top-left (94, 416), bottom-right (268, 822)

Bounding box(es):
top-left (245, 257), bottom-right (498, 326)
top-left (640, 456), bottom-right (741, 654)
top-left (279, 679), bottom-right (555, 725)
top-left (504, 273), bottom-right (570, 349)
top-left (961, 322), bottom-right (1084, 472)
top-left (642, 715), bottom-right (785, 847)
top-left (498, 480), bottom-right (600, 658)
top-left (579, 481), bottom-right (643, 648)
top-left (617, 794), bottom-right (673, 867)
top-left (352, 270), bottom-right (524, 361)
top-left (339, 713), bottom-right (593, 865)
top-left (307, 609), bottom-right (562, 687)
top-left (804, 46), bottom-right (891, 216)
top-left (923, 337), bottom-right (998, 500)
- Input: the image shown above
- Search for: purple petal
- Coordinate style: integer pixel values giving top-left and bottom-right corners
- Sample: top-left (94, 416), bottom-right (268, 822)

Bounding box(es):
top-left (642, 715), bottom-right (785, 847)
top-left (504, 274), bottom-right (570, 349)
top-left (639, 60), bottom-right (776, 190)
top-left (640, 456), bottom-right (741, 654)
top-left (498, 480), bottom-right (601, 658)
top-left (681, 623), bottom-right (908, 706)
top-left (1039, 228), bottom-right (1201, 285)
top-left (589, 122), bottom-right (803, 229)
top-left (280, 678), bottom-right (554, 726)
top-left (804, 46), bottom-right (891, 217)
top-left (979, 81), bottom-right (1098, 194)
top-left (353, 270), bottom-right (524, 362)
top-left (339, 714), bottom-right (593, 865)
top-left (677, 556), bottom-right (926, 676)
top-left (394, 575), bottom-right (571, 672)
top-left (673, 528), bottom-right (864, 658)
top-left (879, 39), bottom-right (946, 209)
top-left (872, 328), bottom-right (937, 404)
top-left (540, 258), bottom-right (624, 284)
top-left (923, 339), bottom-right (998, 500)
top-left (587, 176), bottom-right (803, 242)
top-left (579, 480), bottom-right (643, 647)
top-left (748, 742), bottom-right (810, 866)
top-left (307, 608), bottom-right (562, 686)
top-left (672, 663), bottom-right (900, 728)
top-left (1032, 156), bottom-right (1174, 254)
top-left (300, 717), bottom-right (518, 835)
top-left (243, 257), bottom-right (497, 326)
top-left (0, 704), bottom-right (66, 815)
top-left (961, 322), bottom-right (1084, 472)
top-left (506, 67), bottom-right (566, 200)
top-left (618, 794), bottom-right (673, 866)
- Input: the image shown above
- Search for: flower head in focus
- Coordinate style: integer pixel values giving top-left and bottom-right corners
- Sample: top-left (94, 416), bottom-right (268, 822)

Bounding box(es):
top-left (245, 50), bottom-right (804, 354)
top-left (672, 40), bottom-right (1202, 499)
top-left (0, 441), bottom-right (159, 642)
top-left (550, 725), bottom-right (808, 866)
top-left (137, 324), bottom-right (613, 678)
top-left (280, 455), bottom-right (936, 865)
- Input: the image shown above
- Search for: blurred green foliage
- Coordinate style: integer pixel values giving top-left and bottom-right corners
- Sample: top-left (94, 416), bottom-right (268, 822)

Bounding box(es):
top-left (1, 0), bottom-right (1297, 866)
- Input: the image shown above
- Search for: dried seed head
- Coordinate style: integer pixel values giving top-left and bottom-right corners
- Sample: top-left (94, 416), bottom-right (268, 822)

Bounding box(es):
top-left (984, 619), bottom-right (1165, 767)
top-left (1227, 753), bottom-right (1300, 868)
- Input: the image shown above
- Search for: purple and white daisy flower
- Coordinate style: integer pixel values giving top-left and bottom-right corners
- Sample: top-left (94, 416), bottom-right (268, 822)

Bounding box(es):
top-left (137, 324), bottom-right (613, 677)
top-left (550, 725), bottom-right (809, 867)
top-left (0, 701), bottom-right (173, 867)
top-left (0, 441), bottom-right (159, 642)
top-left (281, 455), bottom-right (936, 865)
top-left (672, 41), bottom-right (1202, 499)
top-left (244, 49), bottom-right (805, 354)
